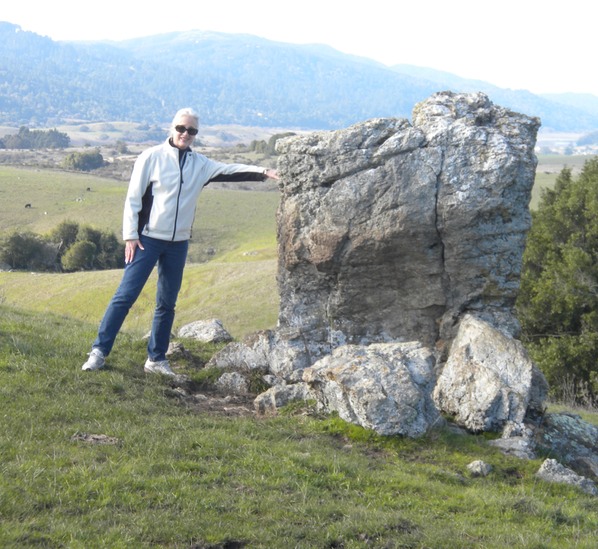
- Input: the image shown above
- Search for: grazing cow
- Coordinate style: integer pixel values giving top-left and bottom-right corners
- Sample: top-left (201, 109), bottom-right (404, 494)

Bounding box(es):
top-left (25, 203), bottom-right (31, 208)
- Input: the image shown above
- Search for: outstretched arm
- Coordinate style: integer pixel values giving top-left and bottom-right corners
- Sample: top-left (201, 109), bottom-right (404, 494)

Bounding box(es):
top-left (208, 167), bottom-right (280, 184)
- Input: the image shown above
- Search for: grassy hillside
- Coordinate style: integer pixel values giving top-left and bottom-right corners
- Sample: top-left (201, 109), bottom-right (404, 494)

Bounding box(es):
top-left (0, 165), bottom-right (280, 339)
top-left (0, 260), bottom-right (278, 340)
top-left (1, 304), bottom-right (597, 547)
top-left (1, 160), bottom-right (597, 547)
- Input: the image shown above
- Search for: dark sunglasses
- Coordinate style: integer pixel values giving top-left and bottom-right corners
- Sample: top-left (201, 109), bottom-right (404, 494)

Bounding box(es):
top-left (175, 125), bottom-right (199, 136)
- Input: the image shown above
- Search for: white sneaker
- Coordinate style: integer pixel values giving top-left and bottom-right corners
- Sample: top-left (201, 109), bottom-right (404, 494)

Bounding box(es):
top-left (82, 348), bottom-right (105, 371)
top-left (144, 358), bottom-right (176, 376)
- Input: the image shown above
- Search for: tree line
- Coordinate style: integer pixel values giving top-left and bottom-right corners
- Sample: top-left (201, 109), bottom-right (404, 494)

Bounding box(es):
top-left (0, 126), bottom-right (70, 149)
top-left (0, 221), bottom-right (124, 272)
top-left (0, 126), bottom-right (108, 171)
top-left (247, 132), bottom-right (296, 156)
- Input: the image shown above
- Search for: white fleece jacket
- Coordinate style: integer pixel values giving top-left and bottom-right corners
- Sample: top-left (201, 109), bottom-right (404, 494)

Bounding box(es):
top-left (122, 140), bottom-right (266, 242)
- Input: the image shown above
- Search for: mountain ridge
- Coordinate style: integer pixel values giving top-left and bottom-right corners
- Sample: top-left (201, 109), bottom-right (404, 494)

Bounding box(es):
top-left (1, 21), bottom-right (597, 132)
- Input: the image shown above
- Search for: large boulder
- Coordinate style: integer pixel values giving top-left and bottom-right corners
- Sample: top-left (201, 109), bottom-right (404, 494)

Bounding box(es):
top-left (302, 342), bottom-right (441, 437)
top-left (433, 314), bottom-right (548, 432)
top-left (199, 91), bottom-right (548, 438)
top-left (272, 91), bottom-right (539, 376)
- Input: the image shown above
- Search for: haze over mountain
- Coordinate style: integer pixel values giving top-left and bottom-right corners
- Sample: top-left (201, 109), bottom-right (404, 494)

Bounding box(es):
top-left (1, 21), bottom-right (597, 133)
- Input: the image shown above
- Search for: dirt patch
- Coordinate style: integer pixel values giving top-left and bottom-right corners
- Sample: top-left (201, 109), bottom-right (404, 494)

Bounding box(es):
top-left (190, 392), bottom-right (257, 417)
top-left (164, 376), bottom-right (257, 418)
top-left (71, 432), bottom-right (121, 445)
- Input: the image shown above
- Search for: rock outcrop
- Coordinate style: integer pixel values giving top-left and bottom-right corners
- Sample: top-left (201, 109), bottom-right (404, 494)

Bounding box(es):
top-left (272, 91), bottom-right (539, 379)
top-left (211, 91), bottom-right (558, 441)
top-left (534, 413), bottom-right (598, 478)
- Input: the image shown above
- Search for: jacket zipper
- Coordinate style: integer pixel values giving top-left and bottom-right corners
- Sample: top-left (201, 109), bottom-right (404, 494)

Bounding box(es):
top-left (171, 150), bottom-right (188, 240)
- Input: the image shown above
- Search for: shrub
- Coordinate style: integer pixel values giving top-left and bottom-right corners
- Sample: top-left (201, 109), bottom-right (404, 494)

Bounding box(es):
top-left (13, 222), bottom-right (126, 272)
top-left (61, 240), bottom-right (97, 271)
top-left (62, 149), bottom-right (105, 171)
top-left (517, 158), bottom-right (598, 404)
top-left (47, 220), bottom-right (80, 256)
top-left (115, 140), bottom-right (129, 154)
top-left (0, 231), bottom-right (57, 271)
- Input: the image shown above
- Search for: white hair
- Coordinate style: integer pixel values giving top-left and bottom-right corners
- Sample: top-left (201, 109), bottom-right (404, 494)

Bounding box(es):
top-left (169, 108), bottom-right (200, 137)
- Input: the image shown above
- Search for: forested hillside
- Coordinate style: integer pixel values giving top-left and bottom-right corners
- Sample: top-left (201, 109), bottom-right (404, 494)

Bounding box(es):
top-left (1, 21), bottom-right (598, 131)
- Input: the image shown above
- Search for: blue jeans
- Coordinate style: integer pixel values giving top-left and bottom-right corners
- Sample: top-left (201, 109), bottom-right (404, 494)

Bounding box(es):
top-left (92, 235), bottom-right (189, 361)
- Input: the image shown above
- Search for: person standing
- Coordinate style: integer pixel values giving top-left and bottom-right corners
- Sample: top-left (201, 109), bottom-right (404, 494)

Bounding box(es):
top-left (82, 107), bottom-right (278, 375)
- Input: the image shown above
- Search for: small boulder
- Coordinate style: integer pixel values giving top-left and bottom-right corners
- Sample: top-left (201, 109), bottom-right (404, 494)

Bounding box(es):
top-left (254, 382), bottom-right (315, 415)
top-left (206, 330), bottom-right (274, 370)
top-left (216, 372), bottom-right (249, 394)
top-left (177, 319), bottom-right (233, 343)
top-left (535, 459), bottom-right (597, 496)
top-left (467, 460), bottom-right (492, 477)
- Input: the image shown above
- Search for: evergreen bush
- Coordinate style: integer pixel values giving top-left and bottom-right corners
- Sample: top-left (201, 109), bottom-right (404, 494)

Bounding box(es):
top-left (518, 158), bottom-right (598, 405)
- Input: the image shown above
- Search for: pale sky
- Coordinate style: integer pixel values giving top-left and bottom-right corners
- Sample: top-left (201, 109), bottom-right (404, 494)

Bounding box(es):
top-left (2, 0), bottom-right (595, 96)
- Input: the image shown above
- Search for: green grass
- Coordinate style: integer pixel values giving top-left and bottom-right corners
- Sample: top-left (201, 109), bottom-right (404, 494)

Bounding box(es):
top-left (0, 164), bottom-right (280, 339)
top-left (530, 154), bottom-right (594, 209)
top-left (0, 260), bottom-right (278, 340)
top-left (0, 166), bottom-right (126, 234)
top-left (1, 304), bottom-right (597, 548)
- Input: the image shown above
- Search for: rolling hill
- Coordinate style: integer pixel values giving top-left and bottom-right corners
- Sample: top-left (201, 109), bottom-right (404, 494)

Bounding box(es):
top-left (1, 21), bottom-right (597, 132)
